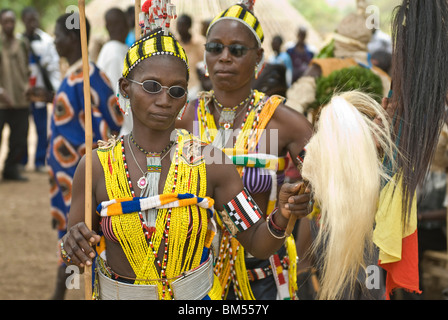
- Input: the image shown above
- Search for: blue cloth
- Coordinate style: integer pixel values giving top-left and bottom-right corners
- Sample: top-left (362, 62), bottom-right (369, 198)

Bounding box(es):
top-left (31, 103), bottom-right (48, 167)
top-left (268, 52), bottom-right (294, 86)
top-left (47, 62), bottom-right (123, 239)
top-left (125, 31), bottom-right (135, 47)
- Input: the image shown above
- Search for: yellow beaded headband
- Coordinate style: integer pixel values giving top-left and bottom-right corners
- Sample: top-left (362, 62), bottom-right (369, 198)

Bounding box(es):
top-left (122, 29), bottom-right (189, 78)
top-left (207, 3), bottom-right (264, 47)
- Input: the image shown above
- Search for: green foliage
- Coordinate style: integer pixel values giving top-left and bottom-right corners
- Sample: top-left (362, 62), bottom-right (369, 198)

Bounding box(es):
top-left (0, 0), bottom-right (91, 33)
top-left (310, 66), bottom-right (384, 111)
top-left (316, 39), bottom-right (335, 59)
top-left (288, 0), bottom-right (403, 36)
top-left (288, 0), bottom-right (344, 35)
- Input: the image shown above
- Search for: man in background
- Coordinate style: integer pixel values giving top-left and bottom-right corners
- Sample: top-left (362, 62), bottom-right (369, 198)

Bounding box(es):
top-left (0, 9), bottom-right (30, 182)
top-left (96, 8), bottom-right (130, 135)
top-left (22, 6), bottom-right (61, 173)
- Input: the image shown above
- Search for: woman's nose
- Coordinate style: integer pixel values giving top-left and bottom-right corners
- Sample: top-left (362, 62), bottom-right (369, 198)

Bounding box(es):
top-left (218, 47), bottom-right (232, 62)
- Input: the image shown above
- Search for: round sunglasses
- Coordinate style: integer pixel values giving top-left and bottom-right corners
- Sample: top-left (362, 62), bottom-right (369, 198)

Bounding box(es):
top-left (127, 79), bottom-right (187, 99)
top-left (204, 42), bottom-right (258, 58)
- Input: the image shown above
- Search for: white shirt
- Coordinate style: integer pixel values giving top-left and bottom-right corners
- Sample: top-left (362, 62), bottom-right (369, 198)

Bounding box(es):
top-left (29, 29), bottom-right (61, 108)
top-left (96, 40), bottom-right (129, 94)
top-left (97, 40), bottom-right (131, 136)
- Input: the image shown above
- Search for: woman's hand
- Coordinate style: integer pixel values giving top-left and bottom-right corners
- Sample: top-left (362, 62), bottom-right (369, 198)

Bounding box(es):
top-left (60, 222), bottom-right (101, 268)
top-left (277, 181), bottom-right (313, 224)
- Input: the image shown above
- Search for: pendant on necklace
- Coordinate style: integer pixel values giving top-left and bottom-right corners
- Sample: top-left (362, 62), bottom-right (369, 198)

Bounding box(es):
top-left (219, 109), bottom-right (236, 130)
top-left (137, 175), bottom-right (148, 189)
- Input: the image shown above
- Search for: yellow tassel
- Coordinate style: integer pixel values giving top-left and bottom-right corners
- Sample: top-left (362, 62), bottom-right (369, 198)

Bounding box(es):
top-left (208, 275), bottom-right (223, 300)
top-left (286, 235), bottom-right (298, 297)
top-left (233, 243), bottom-right (255, 300)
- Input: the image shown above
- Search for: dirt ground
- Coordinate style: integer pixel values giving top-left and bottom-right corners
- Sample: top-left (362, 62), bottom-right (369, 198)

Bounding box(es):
top-left (0, 120), bottom-right (447, 300)
top-left (0, 120), bottom-right (85, 300)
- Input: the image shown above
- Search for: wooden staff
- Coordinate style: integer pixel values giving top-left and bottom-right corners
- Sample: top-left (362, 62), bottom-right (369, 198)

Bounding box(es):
top-left (135, 0), bottom-right (141, 39)
top-left (78, 0), bottom-right (93, 300)
top-left (285, 152), bottom-right (309, 237)
top-left (285, 181), bottom-right (309, 237)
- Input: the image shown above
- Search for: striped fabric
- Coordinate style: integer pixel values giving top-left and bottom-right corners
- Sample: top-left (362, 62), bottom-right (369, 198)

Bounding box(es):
top-left (122, 29), bottom-right (189, 78)
top-left (222, 188), bottom-right (263, 233)
top-left (208, 4), bottom-right (264, 46)
top-left (96, 193), bottom-right (214, 217)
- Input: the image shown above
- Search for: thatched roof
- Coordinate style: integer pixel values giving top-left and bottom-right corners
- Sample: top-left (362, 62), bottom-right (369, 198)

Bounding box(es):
top-left (86, 0), bottom-right (323, 56)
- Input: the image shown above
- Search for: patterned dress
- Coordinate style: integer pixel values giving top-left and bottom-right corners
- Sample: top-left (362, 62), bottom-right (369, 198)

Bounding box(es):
top-left (48, 60), bottom-right (123, 239)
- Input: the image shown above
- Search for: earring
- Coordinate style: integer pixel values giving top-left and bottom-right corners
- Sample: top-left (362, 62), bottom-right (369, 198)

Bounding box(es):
top-left (125, 99), bottom-right (131, 116)
top-left (177, 101), bottom-right (189, 120)
top-left (254, 64), bottom-right (259, 79)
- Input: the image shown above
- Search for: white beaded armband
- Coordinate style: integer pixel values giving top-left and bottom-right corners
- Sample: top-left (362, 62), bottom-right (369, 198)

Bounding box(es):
top-left (218, 188), bottom-right (263, 236)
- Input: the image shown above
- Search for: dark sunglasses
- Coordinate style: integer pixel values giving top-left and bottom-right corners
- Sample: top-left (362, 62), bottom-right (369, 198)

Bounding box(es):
top-left (127, 79), bottom-right (187, 99)
top-left (204, 42), bottom-right (257, 57)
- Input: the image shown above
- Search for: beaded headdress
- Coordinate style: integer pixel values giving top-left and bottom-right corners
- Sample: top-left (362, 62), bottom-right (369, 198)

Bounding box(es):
top-left (207, 1), bottom-right (264, 47)
top-left (122, 0), bottom-right (189, 79)
top-left (117, 0), bottom-right (189, 115)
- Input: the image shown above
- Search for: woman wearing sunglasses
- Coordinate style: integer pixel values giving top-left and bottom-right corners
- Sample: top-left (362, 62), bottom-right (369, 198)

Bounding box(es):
top-left (58, 2), bottom-right (311, 300)
top-left (176, 2), bottom-right (313, 300)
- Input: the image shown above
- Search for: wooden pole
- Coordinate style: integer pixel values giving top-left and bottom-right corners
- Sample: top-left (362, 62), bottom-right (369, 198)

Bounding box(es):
top-left (78, 0), bottom-right (93, 300)
top-left (285, 182), bottom-right (308, 237)
top-left (135, 0), bottom-right (141, 39)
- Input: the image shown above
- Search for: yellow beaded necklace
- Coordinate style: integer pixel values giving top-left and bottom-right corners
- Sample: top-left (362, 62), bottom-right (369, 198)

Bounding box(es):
top-left (97, 130), bottom-right (208, 299)
top-left (196, 91), bottom-right (296, 300)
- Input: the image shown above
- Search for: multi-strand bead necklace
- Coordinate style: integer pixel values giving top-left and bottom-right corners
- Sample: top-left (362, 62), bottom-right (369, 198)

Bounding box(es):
top-left (212, 90), bottom-right (254, 130)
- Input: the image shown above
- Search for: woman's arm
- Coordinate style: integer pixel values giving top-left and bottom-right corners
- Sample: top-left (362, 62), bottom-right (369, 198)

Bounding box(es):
top-left (274, 103), bottom-right (313, 167)
top-left (208, 146), bottom-right (312, 260)
top-left (60, 152), bottom-right (102, 268)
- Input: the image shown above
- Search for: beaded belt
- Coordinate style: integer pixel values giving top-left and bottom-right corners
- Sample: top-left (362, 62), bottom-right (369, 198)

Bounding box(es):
top-left (247, 265), bottom-right (273, 281)
top-left (246, 257), bottom-right (290, 281)
top-left (96, 255), bottom-right (214, 300)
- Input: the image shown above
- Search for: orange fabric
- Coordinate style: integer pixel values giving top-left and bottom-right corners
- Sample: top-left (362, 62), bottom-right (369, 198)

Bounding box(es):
top-left (379, 229), bottom-right (421, 299)
top-left (373, 174), bottom-right (421, 300)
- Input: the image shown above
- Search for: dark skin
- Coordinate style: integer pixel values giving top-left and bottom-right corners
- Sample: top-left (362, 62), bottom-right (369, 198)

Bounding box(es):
top-left (22, 10), bottom-right (39, 38)
top-left (176, 19), bottom-right (313, 217)
top-left (105, 8), bottom-right (129, 44)
top-left (22, 10), bottom-right (55, 103)
top-left (61, 55), bottom-right (310, 279)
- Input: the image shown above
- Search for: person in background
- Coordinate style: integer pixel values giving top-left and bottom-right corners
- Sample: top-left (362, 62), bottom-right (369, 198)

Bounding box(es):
top-left (176, 14), bottom-right (205, 101)
top-left (125, 5), bottom-right (136, 47)
top-left (0, 8), bottom-right (30, 182)
top-left (286, 26), bottom-right (313, 84)
top-left (268, 35), bottom-right (293, 87)
top-left (177, 2), bottom-right (313, 300)
top-left (97, 7), bottom-right (131, 136)
top-left (49, 13), bottom-right (123, 300)
top-left (21, 6), bottom-right (61, 173)
top-left (195, 18), bottom-right (213, 92)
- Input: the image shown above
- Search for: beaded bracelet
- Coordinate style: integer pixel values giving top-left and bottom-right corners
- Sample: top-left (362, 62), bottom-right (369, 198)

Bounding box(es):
top-left (221, 188), bottom-right (263, 235)
top-left (266, 208), bottom-right (286, 239)
top-left (60, 241), bottom-right (72, 263)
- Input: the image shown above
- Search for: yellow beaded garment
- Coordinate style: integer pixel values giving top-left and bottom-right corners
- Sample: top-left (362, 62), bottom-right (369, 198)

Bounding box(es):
top-left (96, 129), bottom-right (221, 299)
top-left (196, 91), bottom-right (298, 300)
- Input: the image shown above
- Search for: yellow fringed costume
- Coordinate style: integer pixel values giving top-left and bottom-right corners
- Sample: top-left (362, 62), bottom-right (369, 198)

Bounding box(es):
top-left (196, 90), bottom-right (298, 300)
top-left (93, 129), bottom-right (222, 300)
